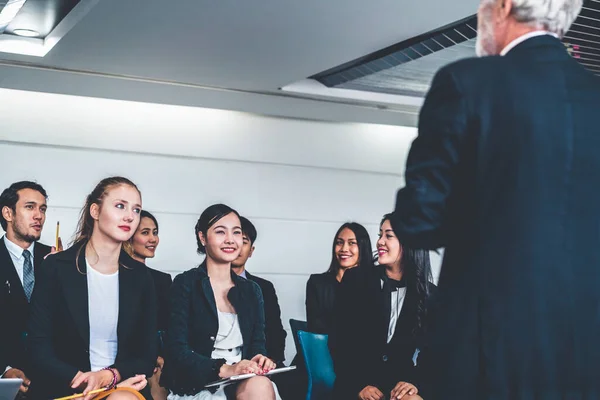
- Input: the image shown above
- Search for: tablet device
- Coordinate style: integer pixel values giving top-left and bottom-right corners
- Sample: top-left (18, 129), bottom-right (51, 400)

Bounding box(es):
top-left (0, 378), bottom-right (23, 400)
top-left (204, 366), bottom-right (296, 388)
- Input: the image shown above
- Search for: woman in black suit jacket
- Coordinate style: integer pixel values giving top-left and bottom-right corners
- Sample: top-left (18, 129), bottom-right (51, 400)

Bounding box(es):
top-left (332, 214), bottom-right (435, 400)
top-left (125, 210), bottom-right (172, 400)
top-left (163, 204), bottom-right (278, 400)
top-left (28, 177), bottom-right (157, 400)
top-left (305, 222), bottom-right (373, 335)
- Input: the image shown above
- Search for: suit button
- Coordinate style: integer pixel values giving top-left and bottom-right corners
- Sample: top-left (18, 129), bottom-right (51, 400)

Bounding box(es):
top-left (382, 355), bottom-right (388, 362)
top-left (210, 336), bottom-right (216, 341)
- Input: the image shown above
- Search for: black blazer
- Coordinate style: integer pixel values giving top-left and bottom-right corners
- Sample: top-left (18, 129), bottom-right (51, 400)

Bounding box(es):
top-left (245, 271), bottom-right (286, 365)
top-left (147, 267), bottom-right (172, 332)
top-left (27, 242), bottom-right (157, 400)
top-left (0, 237), bottom-right (51, 372)
top-left (163, 263), bottom-right (267, 395)
top-left (305, 271), bottom-right (339, 335)
top-left (393, 35), bottom-right (600, 399)
top-left (332, 266), bottom-right (435, 400)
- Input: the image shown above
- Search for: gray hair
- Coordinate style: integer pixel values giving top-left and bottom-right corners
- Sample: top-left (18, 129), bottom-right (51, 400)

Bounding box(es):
top-left (482, 0), bottom-right (583, 37)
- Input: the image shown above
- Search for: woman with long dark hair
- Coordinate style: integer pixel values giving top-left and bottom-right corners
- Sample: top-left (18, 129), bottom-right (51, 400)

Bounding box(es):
top-left (163, 204), bottom-right (279, 400)
top-left (28, 177), bottom-right (157, 400)
top-left (305, 222), bottom-right (373, 334)
top-left (125, 210), bottom-right (172, 400)
top-left (332, 213), bottom-right (435, 400)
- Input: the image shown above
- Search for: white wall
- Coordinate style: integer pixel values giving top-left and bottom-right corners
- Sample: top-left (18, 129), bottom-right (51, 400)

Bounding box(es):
top-left (0, 88), bottom-right (439, 363)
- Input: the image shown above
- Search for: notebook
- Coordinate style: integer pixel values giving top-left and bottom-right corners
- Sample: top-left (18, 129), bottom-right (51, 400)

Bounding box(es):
top-left (0, 378), bottom-right (22, 400)
top-left (204, 366), bottom-right (296, 388)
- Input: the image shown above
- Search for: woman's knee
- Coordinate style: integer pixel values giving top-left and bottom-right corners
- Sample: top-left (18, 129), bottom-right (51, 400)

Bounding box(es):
top-left (106, 391), bottom-right (142, 400)
top-left (237, 376), bottom-right (275, 399)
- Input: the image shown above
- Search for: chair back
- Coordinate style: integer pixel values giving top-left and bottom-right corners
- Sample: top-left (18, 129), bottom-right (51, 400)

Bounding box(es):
top-left (297, 330), bottom-right (336, 400)
top-left (289, 319), bottom-right (308, 355)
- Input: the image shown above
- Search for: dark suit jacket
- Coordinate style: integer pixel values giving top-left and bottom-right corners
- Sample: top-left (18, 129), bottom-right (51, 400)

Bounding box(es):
top-left (147, 267), bottom-right (172, 332)
top-left (0, 237), bottom-right (51, 373)
top-left (305, 271), bottom-right (339, 335)
top-left (245, 271), bottom-right (286, 364)
top-left (162, 262), bottom-right (267, 395)
top-left (27, 242), bottom-right (157, 399)
top-left (393, 35), bottom-right (600, 399)
top-left (332, 267), bottom-right (434, 399)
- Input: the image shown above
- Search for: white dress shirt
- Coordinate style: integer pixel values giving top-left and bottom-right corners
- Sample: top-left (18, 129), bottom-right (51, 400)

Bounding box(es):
top-left (500, 31), bottom-right (559, 56)
top-left (380, 279), bottom-right (407, 343)
top-left (3, 235), bottom-right (35, 285)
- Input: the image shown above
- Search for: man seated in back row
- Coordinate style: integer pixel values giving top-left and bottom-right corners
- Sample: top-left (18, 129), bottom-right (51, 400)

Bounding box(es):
top-left (0, 181), bottom-right (55, 398)
top-left (231, 216), bottom-right (287, 366)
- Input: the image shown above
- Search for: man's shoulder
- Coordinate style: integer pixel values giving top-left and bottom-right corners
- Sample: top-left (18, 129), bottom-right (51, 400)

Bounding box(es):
top-left (147, 266), bottom-right (173, 284)
top-left (246, 272), bottom-right (274, 291)
top-left (307, 271), bottom-right (332, 283)
top-left (36, 242), bottom-right (52, 256)
top-left (437, 55), bottom-right (505, 84)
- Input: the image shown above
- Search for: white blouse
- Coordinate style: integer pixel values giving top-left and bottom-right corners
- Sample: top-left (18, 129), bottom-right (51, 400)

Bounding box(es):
top-left (86, 260), bottom-right (119, 371)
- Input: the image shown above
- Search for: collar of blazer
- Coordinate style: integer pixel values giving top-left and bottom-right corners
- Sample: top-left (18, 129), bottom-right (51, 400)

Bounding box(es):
top-left (505, 34), bottom-right (570, 60)
top-left (194, 260), bottom-right (257, 320)
top-left (48, 240), bottom-right (148, 347)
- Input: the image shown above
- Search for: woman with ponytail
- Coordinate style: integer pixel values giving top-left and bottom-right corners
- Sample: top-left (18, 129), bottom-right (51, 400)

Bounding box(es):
top-left (28, 177), bottom-right (157, 400)
top-left (332, 213), bottom-right (435, 400)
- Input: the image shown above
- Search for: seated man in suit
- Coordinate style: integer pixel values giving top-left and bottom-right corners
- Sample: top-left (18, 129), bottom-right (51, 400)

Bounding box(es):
top-left (0, 181), bottom-right (54, 397)
top-left (231, 216), bottom-right (287, 366)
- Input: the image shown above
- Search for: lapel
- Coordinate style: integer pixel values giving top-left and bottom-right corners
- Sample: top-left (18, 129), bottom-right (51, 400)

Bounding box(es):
top-left (116, 252), bottom-right (140, 342)
top-left (60, 246), bottom-right (143, 347)
top-left (197, 263), bottom-right (218, 320)
top-left (374, 273), bottom-right (390, 344)
top-left (229, 273), bottom-right (252, 349)
top-left (33, 243), bottom-right (51, 271)
top-left (0, 236), bottom-right (27, 303)
top-left (60, 245), bottom-right (91, 346)
top-left (508, 34), bottom-right (571, 62)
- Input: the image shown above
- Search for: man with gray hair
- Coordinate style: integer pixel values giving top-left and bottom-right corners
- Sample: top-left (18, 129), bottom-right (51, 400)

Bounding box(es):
top-left (391, 0), bottom-right (600, 398)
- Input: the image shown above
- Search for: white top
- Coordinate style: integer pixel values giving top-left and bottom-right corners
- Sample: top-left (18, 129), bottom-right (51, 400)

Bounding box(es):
top-left (86, 260), bottom-right (119, 372)
top-left (3, 236), bottom-right (35, 285)
top-left (211, 311), bottom-right (243, 365)
top-left (388, 287), bottom-right (407, 343)
top-left (500, 31), bottom-right (559, 56)
top-left (381, 279), bottom-right (407, 344)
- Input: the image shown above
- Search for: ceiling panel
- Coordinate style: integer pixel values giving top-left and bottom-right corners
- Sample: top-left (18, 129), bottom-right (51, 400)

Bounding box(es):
top-left (312, 0), bottom-right (600, 98)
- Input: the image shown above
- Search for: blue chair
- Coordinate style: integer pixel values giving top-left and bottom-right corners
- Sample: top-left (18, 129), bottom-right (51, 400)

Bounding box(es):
top-left (297, 330), bottom-right (336, 400)
top-left (289, 319), bottom-right (308, 355)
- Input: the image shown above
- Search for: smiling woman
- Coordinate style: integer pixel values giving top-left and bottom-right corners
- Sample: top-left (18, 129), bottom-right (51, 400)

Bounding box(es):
top-left (27, 176), bottom-right (157, 400)
top-left (331, 213), bottom-right (436, 400)
top-left (305, 222), bottom-right (374, 335)
top-left (163, 204), bottom-right (281, 400)
top-left (124, 209), bottom-right (172, 400)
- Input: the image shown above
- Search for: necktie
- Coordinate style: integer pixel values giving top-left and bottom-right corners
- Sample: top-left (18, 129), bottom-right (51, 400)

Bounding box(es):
top-left (22, 250), bottom-right (34, 302)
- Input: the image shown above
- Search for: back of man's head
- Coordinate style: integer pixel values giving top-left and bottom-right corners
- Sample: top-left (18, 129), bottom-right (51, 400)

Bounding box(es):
top-left (476, 0), bottom-right (582, 56)
top-left (480, 0), bottom-right (582, 36)
top-left (507, 0), bottom-right (582, 36)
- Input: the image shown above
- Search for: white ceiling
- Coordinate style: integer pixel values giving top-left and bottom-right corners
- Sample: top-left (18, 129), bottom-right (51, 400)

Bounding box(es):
top-left (0, 0), bottom-right (478, 126)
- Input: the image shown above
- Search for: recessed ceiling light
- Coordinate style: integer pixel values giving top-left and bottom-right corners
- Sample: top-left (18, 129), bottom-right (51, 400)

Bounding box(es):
top-left (13, 29), bottom-right (40, 37)
top-left (0, 0), bottom-right (26, 27)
